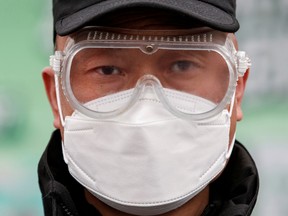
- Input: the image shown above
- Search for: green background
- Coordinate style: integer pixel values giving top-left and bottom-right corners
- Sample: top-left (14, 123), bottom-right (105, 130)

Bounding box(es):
top-left (0, 1), bottom-right (53, 215)
top-left (0, 0), bottom-right (287, 215)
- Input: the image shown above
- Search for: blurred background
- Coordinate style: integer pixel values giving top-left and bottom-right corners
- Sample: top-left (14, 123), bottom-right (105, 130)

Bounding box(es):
top-left (0, 0), bottom-right (287, 215)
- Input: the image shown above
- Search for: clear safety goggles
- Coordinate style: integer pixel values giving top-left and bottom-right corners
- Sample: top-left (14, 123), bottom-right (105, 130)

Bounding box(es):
top-left (50, 27), bottom-right (251, 120)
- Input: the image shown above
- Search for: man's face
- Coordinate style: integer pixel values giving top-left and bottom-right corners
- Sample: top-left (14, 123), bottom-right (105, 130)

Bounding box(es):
top-left (43, 9), bottom-right (248, 147)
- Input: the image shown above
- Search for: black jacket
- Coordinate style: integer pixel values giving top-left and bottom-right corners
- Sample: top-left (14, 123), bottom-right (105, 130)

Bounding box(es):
top-left (38, 130), bottom-right (259, 216)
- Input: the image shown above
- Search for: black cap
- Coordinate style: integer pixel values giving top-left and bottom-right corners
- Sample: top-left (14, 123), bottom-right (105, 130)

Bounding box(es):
top-left (53, 0), bottom-right (239, 36)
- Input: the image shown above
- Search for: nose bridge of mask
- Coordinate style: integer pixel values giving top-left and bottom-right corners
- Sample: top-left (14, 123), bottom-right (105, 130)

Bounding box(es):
top-left (106, 77), bottom-right (175, 124)
top-left (139, 84), bottom-right (159, 103)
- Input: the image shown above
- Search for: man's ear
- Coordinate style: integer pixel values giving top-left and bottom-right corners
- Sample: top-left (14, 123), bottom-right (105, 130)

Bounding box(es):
top-left (42, 67), bottom-right (61, 129)
top-left (235, 68), bottom-right (250, 121)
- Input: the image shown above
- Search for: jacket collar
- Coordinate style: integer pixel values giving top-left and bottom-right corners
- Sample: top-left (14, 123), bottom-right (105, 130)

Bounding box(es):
top-left (38, 130), bottom-right (101, 216)
top-left (202, 141), bottom-right (259, 216)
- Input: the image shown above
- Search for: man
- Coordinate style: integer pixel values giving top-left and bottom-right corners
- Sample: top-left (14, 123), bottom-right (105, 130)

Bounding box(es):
top-left (38, 0), bottom-right (259, 215)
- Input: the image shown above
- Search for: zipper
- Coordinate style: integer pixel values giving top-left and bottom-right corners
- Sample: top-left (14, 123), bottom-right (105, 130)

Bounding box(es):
top-left (60, 202), bottom-right (74, 216)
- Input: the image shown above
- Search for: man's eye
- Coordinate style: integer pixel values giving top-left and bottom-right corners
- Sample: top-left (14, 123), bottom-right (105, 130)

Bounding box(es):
top-left (96, 66), bottom-right (121, 75)
top-left (171, 61), bottom-right (195, 73)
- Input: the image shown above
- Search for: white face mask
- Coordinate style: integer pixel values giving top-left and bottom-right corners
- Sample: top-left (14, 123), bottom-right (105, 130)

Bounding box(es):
top-left (61, 86), bottom-right (235, 216)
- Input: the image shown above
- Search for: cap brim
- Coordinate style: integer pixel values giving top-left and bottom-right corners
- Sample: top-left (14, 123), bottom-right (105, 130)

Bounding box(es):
top-left (55, 0), bottom-right (239, 36)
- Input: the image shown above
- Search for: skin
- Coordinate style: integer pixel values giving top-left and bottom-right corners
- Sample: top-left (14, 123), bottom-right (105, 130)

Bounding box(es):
top-left (42, 8), bottom-right (249, 216)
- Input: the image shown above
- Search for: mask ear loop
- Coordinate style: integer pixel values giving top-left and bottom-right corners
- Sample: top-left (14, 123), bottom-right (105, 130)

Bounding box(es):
top-left (53, 73), bottom-right (69, 163)
top-left (54, 74), bottom-right (66, 127)
top-left (225, 90), bottom-right (236, 159)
